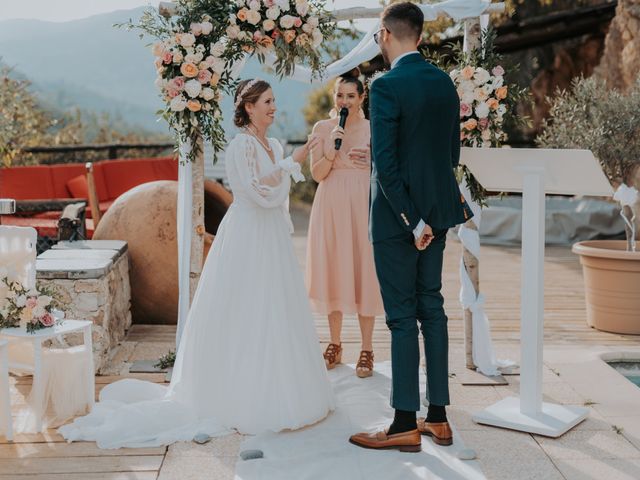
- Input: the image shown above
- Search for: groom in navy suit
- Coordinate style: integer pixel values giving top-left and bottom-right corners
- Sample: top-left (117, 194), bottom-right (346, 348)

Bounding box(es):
top-left (350, 2), bottom-right (472, 452)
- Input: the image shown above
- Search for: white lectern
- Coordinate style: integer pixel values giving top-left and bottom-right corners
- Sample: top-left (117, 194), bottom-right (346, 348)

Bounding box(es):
top-left (461, 147), bottom-right (612, 437)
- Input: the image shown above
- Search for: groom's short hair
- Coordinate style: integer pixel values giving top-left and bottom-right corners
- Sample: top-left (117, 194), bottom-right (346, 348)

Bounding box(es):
top-left (381, 2), bottom-right (424, 43)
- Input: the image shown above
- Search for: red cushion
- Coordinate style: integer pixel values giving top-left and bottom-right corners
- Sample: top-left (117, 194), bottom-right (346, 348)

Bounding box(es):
top-left (0, 166), bottom-right (55, 199)
top-left (152, 157), bottom-right (179, 180)
top-left (49, 164), bottom-right (86, 198)
top-left (98, 158), bottom-right (159, 199)
top-left (0, 215), bottom-right (58, 237)
top-left (66, 174), bottom-right (89, 199)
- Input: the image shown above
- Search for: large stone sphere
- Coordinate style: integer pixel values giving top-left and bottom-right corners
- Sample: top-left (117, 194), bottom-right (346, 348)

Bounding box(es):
top-left (94, 180), bottom-right (231, 324)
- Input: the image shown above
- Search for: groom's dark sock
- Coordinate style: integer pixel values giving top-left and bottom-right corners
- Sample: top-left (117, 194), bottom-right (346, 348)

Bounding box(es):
top-left (426, 404), bottom-right (447, 423)
top-left (387, 409), bottom-right (417, 435)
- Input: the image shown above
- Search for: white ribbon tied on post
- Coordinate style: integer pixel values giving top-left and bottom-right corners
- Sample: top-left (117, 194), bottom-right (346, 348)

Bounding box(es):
top-left (613, 183), bottom-right (638, 252)
top-left (458, 180), bottom-right (516, 376)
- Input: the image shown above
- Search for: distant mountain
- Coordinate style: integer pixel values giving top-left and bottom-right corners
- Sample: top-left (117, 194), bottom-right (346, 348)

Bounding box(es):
top-left (0, 8), bottom-right (362, 139)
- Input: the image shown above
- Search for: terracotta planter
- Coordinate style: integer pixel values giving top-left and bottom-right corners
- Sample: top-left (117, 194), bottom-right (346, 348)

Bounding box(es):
top-left (572, 240), bottom-right (640, 335)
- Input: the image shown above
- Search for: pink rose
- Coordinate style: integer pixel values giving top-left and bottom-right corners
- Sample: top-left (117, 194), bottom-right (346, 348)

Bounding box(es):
top-left (459, 103), bottom-right (472, 118)
top-left (162, 52), bottom-right (173, 65)
top-left (293, 17), bottom-right (302, 28)
top-left (40, 312), bottom-right (55, 327)
top-left (263, 0), bottom-right (276, 6)
top-left (173, 77), bottom-right (186, 89)
top-left (478, 118), bottom-right (489, 130)
top-left (492, 65), bottom-right (505, 77)
top-left (197, 69), bottom-right (212, 85)
top-left (253, 30), bottom-right (263, 41)
top-left (26, 297), bottom-right (37, 309)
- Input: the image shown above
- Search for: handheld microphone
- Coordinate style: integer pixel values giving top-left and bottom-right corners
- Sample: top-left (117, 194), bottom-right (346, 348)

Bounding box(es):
top-left (335, 107), bottom-right (349, 150)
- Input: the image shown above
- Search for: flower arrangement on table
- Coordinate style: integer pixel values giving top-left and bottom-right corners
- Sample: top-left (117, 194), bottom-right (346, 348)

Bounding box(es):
top-left (0, 270), bottom-right (65, 334)
top-left (125, 0), bottom-right (334, 163)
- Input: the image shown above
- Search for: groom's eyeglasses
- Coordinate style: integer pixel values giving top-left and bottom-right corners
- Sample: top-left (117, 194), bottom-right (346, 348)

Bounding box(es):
top-left (373, 27), bottom-right (387, 45)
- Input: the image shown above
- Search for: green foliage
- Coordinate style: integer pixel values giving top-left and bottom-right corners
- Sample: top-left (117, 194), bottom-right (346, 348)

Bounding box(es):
top-left (536, 77), bottom-right (640, 187)
top-left (155, 350), bottom-right (176, 369)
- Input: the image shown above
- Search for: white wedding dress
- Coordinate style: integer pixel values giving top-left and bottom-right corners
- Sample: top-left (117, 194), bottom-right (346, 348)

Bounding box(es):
top-left (59, 133), bottom-right (335, 448)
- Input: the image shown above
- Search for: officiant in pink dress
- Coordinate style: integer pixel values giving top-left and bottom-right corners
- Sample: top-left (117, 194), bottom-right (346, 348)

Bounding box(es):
top-left (306, 68), bottom-right (384, 378)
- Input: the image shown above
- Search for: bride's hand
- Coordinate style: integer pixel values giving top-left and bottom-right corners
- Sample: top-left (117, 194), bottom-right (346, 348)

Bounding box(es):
top-left (347, 145), bottom-right (370, 168)
top-left (292, 134), bottom-right (320, 164)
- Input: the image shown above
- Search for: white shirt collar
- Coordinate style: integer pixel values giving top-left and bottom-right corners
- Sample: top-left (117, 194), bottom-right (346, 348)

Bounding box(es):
top-left (390, 51), bottom-right (420, 69)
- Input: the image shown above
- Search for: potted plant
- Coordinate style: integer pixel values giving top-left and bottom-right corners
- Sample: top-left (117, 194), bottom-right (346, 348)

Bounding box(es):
top-left (537, 77), bottom-right (640, 334)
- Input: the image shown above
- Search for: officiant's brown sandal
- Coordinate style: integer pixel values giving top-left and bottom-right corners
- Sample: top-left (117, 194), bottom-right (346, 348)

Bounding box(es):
top-left (356, 350), bottom-right (374, 378)
top-left (324, 343), bottom-right (342, 370)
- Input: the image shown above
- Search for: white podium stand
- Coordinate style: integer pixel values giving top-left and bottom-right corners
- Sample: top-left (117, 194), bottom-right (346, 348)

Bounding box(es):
top-left (461, 147), bottom-right (612, 437)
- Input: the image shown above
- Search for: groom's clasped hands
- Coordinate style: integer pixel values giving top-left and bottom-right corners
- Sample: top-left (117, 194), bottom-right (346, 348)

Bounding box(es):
top-left (415, 223), bottom-right (434, 251)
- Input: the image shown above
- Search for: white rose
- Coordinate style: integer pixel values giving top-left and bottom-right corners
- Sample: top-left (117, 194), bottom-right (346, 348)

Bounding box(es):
top-left (266, 6), bottom-right (280, 20)
top-left (229, 14), bottom-right (237, 25)
top-left (246, 9), bottom-right (261, 25)
top-left (473, 67), bottom-right (490, 86)
top-left (203, 103), bottom-right (212, 111)
top-left (312, 29), bottom-right (323, 48)
top-left (185, 52), bottom-right (203, 64)
top-left (280, 15), bottom-right (295, 29)
top-left (209, 57), bottom-right (226, 74)
top-left (302, 22), bottom-right (313, 34)
top-left (249, 0), bottom-right (261, 10)
top-left (492, 76), bottom-right (504, 89)
top-left (235, 0), bottom-right (245, 6)
top-left (461, 91), bottom-right (475, 105)
top-left (173, 51), bottom-right (184, 63)
top-left (263, 19), bottom-right (276, 31)
top-left (170, 95), bottom-right (188, 111)
top-left (16, 295), bottom-right (27, 308)
top-left (184, 79), bottom-right (202, 98)
top-left (179, 33), bottom-right (196, 48)
top-left (275, 0), bottom-right (289, 10)
top-left (475, 102), bottom-right (490, 119)
top-left (295, 0), bottom-right (309, 16)
top-left (482, 84), bottom-right (494, 96)
top-left (496, 104), bottom-right (506, 116)
top-left (210, 42), bottom-right (225, 57)
top-left (200, 21), bottom-right (213, 35)
top-left (449, 69), bottom-right (459, 81)
top-left (190, 22), bottom-right (203, 36)
top-left (307, 15), bottom-right (319, 28)
top-left (200, 87), bottom-right (216, 101)
top-left (226, 25), bottom-right (241, 39)
top-left (195, 44), bottom-right (205, 53)
top-left (36, 295), bottom-right (52, 308)
top-left (33, 306), bottom-right (45, 318)
top-left (481, 129), bottom-right (492, 141)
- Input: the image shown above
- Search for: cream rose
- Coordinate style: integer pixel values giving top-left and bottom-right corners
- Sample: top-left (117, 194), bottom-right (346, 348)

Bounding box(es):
top-left (169, 95), bottom-right (187, 112)
top-left (283, 29), bottom-right (296, 43)
top-left (307, 15), bottom-right (319, 28)
top-left (475, 102), bottom-right (490, 119)
top-left (246, 9), bottom-right (261, 25)
top-left (184, 79), bottom-right (202, 98)
top-left (178, 33), bottom-right (196, 48)
top-left (209, 73), bottom-right (221, 86)
top-left (280, 15), bottom-right (296, 29)
top-left (461, 66), bottom-right (475, 80)
top-left (190, 22), bottom-right (203, 36)
top-left (200, 21), bottom-right (213, 35)
top-left (210, 42), bottom-right (225, 57)
top-left (266, 6), bottom-right (280, 20)
top-left (296, 1), bottom-right (309, 16)
top-left (226, 25), bottom-right (241, 39)
top-left (249, 0), bottom-right (261, 10)
top-left (200, 87), bottom-right (216, 101)
top-left (263, 19), bottom-right (276, 31)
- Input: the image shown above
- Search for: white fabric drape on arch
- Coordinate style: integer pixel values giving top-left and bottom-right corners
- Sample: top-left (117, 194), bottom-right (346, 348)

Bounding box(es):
top-left (175, 0), bottom-right (493, 349)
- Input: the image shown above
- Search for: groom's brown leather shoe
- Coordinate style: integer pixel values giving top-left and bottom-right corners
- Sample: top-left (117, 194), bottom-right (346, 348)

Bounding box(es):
top-left (417, 418), bottom-right (453, 446)
top-left (349, 429), bottom-right (422, 452)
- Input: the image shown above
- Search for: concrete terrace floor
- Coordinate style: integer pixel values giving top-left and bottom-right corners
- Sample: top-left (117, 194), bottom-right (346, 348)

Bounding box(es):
top-left (2, 207), bottom-right (640, 480)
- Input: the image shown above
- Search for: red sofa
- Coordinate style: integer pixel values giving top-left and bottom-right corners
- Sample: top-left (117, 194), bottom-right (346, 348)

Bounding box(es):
top-left (0, 157), bottom-right (178, 238)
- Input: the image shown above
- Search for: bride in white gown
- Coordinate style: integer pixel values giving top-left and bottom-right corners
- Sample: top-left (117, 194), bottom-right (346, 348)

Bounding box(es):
top-left (59, 78), bottom-right (335, 448)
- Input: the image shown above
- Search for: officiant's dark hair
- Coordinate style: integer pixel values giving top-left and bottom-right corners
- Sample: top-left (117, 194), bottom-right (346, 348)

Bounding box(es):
top-left (336, 68), bottom-right (364, 96)
top-left (234, 79), bottom-right (271, 128)
top-left (381, 2), bottom-right (424, 42)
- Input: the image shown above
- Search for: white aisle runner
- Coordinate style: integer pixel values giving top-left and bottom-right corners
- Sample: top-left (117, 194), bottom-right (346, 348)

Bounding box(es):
top-left (235, 362), bottom-right (485, 480)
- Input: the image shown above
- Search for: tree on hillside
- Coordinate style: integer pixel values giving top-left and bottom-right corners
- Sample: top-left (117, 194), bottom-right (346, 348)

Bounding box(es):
top-left (0, 67), bottom-right (171, 166)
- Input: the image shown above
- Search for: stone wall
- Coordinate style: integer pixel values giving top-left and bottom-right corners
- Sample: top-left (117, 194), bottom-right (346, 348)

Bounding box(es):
top-left (37, 241), bottom-right (132, 373)
top-left (595, 0), bottom-right (640, 91)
